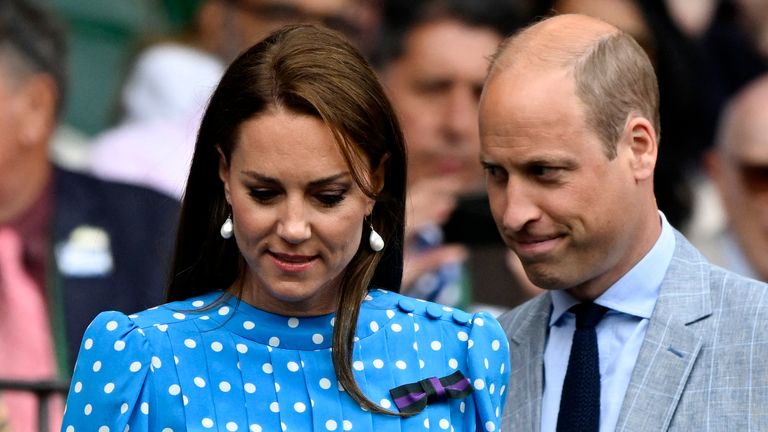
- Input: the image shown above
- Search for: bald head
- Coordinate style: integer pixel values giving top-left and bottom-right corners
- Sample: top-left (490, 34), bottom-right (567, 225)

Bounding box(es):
top-left (488, 14), bottom-right (618, 78)
top-left (717, 74), bottom-right (768, 161)
top-left (708, 73), bottom-right (768, 281)
top-left (485, 14), bottom-right (659, 158)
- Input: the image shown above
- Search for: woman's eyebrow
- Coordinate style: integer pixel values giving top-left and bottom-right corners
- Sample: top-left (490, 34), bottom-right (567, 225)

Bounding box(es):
top-left (240, 171), bottom-right (351, 186)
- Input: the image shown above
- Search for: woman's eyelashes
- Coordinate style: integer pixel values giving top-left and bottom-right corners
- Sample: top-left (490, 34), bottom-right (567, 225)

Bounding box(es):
top-left (246, 186), bottom-right (349, 207)
top-left (248, 188), bottom-right (280, 203)
top-left (314, 190), bottom-right (347, 207)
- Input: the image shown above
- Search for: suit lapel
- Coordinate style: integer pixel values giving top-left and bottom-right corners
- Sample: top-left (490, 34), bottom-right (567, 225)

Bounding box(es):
top-left (501, 294), bottom-right (551, 432)
top-left (616, 231), bottom-right (711, 431)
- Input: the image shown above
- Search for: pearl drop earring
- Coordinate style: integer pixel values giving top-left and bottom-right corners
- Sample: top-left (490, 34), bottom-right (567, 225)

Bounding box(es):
top-left (220, 215), bottom-right (233, 239)
top-left (368, 222), bottom-right (384, 252)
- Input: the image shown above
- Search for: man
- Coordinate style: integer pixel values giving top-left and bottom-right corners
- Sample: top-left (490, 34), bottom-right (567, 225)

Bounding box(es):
top-left (700, 74), bottom-right (768, 282)
top-left (372, 0), bottom-right (533, 309)
top-left (0, 1), bottom-right (178, 429)
top-left (479, 13), bottom-right (768, 431)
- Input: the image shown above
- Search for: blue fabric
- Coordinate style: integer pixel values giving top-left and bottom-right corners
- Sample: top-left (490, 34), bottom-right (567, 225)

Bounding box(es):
top-left (543, 212), bottom-right (676, 432)
top-left (62, 289), bottom-right (509, 431)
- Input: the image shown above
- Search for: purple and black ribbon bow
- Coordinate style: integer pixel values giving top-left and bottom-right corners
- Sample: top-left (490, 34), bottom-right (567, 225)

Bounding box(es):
top-left (389, 370), bottom-right (474, 414)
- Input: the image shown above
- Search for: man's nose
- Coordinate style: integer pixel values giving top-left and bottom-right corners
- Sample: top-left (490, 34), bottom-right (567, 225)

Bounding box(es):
top-left (501, 180), bottom-right (542, 234)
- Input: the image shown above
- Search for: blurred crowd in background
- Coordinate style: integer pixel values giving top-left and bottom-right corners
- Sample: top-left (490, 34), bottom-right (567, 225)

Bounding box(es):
top-left (38, 0), bottom-right (768, 311)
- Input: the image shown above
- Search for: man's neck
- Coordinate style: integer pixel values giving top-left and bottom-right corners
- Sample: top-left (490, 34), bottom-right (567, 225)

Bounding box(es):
top-left (0, 157), bottom-right (51, 225)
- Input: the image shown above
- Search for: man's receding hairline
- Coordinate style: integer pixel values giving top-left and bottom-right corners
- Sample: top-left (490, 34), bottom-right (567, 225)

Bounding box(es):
top-left (488, 14), bottom-right (621, 78)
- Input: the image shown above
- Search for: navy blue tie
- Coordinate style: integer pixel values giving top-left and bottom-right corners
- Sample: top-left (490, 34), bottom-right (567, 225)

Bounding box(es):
top-left (557, 302), bottom-right (609, 432)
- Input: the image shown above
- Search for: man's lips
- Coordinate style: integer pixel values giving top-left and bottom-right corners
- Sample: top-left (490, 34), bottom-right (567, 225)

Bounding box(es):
top-left (509, 234), bottom-right (564, 256)
top-left (269, 251), bottom-right (318, 272)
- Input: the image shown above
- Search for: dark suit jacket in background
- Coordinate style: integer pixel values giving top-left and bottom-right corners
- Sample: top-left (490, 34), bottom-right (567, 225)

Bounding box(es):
top-left (52, 167), bottom-right (179, 369)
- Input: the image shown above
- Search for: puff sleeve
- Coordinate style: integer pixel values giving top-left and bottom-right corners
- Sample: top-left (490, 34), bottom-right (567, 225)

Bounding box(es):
top-left (466, 311), bottom-right (511, 432)
top-left (61, 311), bottom-right (154, 431)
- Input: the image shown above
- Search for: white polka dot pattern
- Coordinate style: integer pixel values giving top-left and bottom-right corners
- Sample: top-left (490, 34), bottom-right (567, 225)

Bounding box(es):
top-left (61, 290), bottom-right (509, 431)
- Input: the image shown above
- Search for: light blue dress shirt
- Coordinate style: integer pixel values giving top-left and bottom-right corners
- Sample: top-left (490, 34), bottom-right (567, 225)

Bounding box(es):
top-left (541, 212), bottom-right (676, 432)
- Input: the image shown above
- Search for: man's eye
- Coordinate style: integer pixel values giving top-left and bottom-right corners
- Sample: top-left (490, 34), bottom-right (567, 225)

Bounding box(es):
top-left (484, 165), bottom-right (503, 177)
top-left (415, 80), bottom-right (451, 96)
top-left (530, 165), bottom-right (562, 180)
top-left (249, 189), bottom-right (279, 202)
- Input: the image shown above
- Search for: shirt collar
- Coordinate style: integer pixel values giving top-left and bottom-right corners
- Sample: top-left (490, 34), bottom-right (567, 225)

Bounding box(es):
top-left (550, 211), bottom-right (676, 326)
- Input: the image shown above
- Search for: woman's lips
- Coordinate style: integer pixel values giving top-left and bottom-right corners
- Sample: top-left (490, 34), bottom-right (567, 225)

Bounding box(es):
top-left (269, 251), bottom-right (317, 273)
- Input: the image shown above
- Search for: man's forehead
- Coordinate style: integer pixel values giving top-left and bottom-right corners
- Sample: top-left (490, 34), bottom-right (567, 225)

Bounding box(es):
top-left (482, 69), bottom-right (578, 127)
top-left (262, 0), bottom-right (352, 15)
top-left (726, 106), bottom-right (768, 162)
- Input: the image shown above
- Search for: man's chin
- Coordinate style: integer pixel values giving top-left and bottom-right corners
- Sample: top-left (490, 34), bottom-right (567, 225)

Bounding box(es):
top-left (524, 267), bottom-right (571, 291)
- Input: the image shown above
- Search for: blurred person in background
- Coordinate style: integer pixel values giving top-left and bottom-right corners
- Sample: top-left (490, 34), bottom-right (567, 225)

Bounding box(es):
top-left (372, 0), bottom-right (538, 311)
top-left (698, 74), bottom-right (768, 281)
top-left (86, 0), bottom-right (377, 199)
top-left (623, 0), bottom-right (768, 269)
top-left (0, 0), bottom-right (178, 430)
top-left (731, 0), bottom-right (768, 58)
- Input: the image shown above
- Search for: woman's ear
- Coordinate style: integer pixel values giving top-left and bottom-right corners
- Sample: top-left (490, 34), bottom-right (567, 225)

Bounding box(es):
top-left (624, 115), bottom-right (658, 181)
top-left (217, 146), bottom-right (231, 204)
top-left (366, 154), bottom-right (389, 214)
top-left (371, 153), bottom-right (389, 195)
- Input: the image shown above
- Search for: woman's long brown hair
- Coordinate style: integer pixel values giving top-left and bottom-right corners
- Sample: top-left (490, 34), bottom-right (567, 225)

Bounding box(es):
top-left (167, 25), bottom-right (407, 415)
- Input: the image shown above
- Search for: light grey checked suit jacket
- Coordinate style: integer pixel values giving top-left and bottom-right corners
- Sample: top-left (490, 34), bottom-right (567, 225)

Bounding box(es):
top-left (498, 230), bottom-right (768, 431)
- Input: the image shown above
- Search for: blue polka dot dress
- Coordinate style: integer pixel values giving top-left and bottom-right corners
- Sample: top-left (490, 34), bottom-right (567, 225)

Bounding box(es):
top-left (62, 289), bottom-right (510, 431)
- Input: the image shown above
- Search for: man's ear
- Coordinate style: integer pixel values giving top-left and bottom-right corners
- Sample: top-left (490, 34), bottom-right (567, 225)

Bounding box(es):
top-left (703, 148), bottom-right (725, 194)
top-left (17, 74), bottom-right (57, 149)
top-left (624, 115), bottom-right (658, 181)
top-left (217, 146), bottom-right (231, 204)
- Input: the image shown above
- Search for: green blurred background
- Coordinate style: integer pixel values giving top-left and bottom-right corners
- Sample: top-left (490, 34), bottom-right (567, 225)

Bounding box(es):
top-left (48, 0), bottom-right (201, 136)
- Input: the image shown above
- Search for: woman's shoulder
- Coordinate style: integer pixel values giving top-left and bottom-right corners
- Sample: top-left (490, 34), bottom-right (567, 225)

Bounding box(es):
top-left (77, 292), bottom-right (228, 352)
top-left (99, 291), bottom-right (228, 329)
top-left (363, 289), bottom-right (504, 334)
top-left (362, 289), bottom-right (510, 385)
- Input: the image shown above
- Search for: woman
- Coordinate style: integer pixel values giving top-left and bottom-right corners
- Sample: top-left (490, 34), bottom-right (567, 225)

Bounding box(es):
top-left (61, 25), bottom-right (509, 431)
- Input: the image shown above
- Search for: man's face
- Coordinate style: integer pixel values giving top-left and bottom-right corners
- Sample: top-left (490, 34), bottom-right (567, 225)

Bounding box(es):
top-left (480, 66), bottom-right (647, 299)
top-left (216, 0), bottom-right (359, 60)
top-left (0, 63), bottom-right (53, 223)
top-left (381, 19), bottom-right (501, 191)
top-left (0, 68), bottom-right (22, 177)
top-left (710, 99), bottom-right (768, 280)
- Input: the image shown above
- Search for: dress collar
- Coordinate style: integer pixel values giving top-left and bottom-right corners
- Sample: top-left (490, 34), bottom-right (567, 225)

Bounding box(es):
top-left (194, 289), bottom-right (400, 351)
